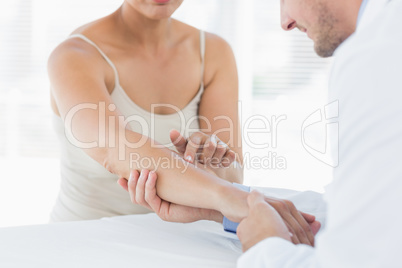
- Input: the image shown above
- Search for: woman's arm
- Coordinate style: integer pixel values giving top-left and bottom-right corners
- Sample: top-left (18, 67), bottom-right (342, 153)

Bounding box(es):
top-left (48, 38), bottom-right (248, 221)
top-left (197, 33), bottom-right (243, 183)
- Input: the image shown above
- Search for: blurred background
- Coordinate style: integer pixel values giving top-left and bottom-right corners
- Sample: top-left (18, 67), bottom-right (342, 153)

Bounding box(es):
top-left (0, 0), bottom-right (333, 227)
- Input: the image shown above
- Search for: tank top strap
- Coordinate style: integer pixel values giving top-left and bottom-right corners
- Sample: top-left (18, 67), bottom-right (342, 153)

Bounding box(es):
top-left (68, 34), bottom-right (120, 88)
top-left (199, 30), bottom-right (206, 89)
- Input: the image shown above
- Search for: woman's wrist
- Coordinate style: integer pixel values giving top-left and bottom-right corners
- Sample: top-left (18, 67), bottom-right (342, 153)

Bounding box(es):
top-left (200, 209), bottom-right (223, 223)
top-left (210, 161), bottom-right (244, 184)
top-left (214, 183), bottom-right (249, 222)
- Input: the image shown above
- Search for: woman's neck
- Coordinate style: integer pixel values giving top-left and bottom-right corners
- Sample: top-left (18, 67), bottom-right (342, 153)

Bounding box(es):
top-left (116, 3), bottom-right (173, 52)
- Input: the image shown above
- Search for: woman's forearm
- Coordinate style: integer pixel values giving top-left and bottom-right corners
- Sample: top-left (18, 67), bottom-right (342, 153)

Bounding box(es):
top-left (209, 161), bottom-right (244, 184)
top-left (66, 107), bottom-right (248, 219)
top-left (106, 129), bottom-right (249, 219)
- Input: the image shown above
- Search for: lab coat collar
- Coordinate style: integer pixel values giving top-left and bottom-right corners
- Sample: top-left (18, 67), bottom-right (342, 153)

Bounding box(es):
top-left (356, 0), bottom-right (391, 32)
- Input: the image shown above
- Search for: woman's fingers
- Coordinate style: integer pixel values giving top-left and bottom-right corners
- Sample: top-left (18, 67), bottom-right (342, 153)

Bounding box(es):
top-left (169, 129), bottom-right (187, 155)
top-left (135, 169), bottom-right (151, 209)
top-left (221, 150), bottom-right (236, 167)
top-left (144, 171), bottom-right (163, 212)
top-left (184, 133), bottom-right (207, 163)
top-left (211, 139), bottom-right (229, 166)
top-left (170, 130), bottom-right (235, 167)
top-left (127, 170), bottom-right (140, 203)
top-left (117, 177), bottom-right (129, 191)
top-left (200, 135), bottom-right (217, 164)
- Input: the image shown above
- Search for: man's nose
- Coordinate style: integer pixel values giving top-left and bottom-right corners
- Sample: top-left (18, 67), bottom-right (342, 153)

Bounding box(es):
top-left (280, 12), bottom-right (297, 31)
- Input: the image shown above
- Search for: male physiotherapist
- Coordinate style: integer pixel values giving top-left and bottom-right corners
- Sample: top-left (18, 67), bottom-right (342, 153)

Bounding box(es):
top-left (121, 0), bottom-right (402, 266)
top-left (236, 0), bottom-right (402, 267)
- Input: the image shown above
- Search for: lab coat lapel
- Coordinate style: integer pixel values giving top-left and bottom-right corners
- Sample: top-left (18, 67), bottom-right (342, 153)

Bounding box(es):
top-left (357, 0), bottom-right (391, 32)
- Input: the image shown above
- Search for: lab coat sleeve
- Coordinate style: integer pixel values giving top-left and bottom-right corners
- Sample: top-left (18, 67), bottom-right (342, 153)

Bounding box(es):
top-left (238, 237), bottom-right (317, 268)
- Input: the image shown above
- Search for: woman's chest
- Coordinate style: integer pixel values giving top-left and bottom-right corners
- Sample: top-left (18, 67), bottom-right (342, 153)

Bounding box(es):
top-left (106, 49), bottom-right (203, 114)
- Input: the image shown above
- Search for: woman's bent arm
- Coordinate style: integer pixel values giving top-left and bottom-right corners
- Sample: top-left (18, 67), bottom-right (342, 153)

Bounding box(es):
top-left (198, 33), bottom-right (244, 183)
top-left (48, 38), bottom-right (248, 221)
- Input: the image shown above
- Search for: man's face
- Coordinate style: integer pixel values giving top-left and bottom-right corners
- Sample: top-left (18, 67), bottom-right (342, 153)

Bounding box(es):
top-left (280, 0), bottom-right (357, 57)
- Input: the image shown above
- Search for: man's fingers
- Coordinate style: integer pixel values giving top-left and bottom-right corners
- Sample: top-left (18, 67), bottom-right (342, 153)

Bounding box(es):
top-left (279, 200), bottom-right (312, 246)
top-left (292, 210), bottom-right (315, 246)
top-left (284, 202), bottom-right (315, 246)
top-left (267, 199), bottom-right (312, 246)
top-left (300, 211), bottom-right (316, 223)
top-left (310, 220), bottom-right (321, 235)
top-left (301, 212), bottom-right (321, 235)
top-left (169, 129), bottom-right (187, 154)
top-left (285, 222), bottom-right (300, 244)
top-left (282, 212), bottom-right (311, 245)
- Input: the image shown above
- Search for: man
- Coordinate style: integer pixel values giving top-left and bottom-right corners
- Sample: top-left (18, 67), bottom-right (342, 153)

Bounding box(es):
top-left (236, 0), bottom-right (402, 266)
top-left (120, 0), bottom-right (402, 266)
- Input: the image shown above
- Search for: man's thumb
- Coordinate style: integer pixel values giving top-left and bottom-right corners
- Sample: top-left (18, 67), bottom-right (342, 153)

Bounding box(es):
top-left (247, 190), bottom-right (266, 207)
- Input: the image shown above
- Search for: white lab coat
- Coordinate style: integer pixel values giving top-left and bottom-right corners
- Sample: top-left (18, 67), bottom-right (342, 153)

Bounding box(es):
top-left (238, 0), bottom-right (402, 267)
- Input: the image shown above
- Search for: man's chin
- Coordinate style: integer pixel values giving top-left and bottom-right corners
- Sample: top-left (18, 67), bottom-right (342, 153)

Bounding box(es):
top-left (314, 44), bottom-right (336, 58)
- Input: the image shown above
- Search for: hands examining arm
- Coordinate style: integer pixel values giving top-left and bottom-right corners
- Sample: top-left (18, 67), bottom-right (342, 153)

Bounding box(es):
top-left (169, 129), bottom-right (243, 183)
top-left (118, 169), bottom-right (321, 248)
top-left (237, 191), bottom-right (321, 252)
top-left (170, 130), bottom-right (236, 168)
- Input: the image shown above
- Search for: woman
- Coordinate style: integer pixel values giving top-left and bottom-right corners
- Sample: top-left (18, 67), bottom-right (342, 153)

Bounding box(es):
top-left (48, 0), bottom-right (243, 222)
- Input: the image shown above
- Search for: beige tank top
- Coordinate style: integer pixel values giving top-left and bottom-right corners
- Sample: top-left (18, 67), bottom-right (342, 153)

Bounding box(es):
top-left (50, 31), bottom-right (206, 222)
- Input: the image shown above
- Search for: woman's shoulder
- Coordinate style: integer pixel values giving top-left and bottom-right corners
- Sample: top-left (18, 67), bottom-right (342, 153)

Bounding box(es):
top-left (50, 14), bottom-right (115, 64)
top-left (173, 19), bottom-right (233, 56)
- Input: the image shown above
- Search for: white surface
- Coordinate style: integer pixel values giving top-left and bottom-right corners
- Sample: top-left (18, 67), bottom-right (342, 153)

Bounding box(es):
top-left (0, 187), bottom-right (326, 268)
top-left (0, 157), bottom-right (60, 228)
top-left (239, 0), bottom-right (402, 267)
top-left (0, 214), bottom-right (241, 268)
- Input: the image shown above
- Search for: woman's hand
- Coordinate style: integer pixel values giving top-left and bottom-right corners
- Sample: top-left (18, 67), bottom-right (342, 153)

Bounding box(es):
top-left (170, 129), bottom-right (236, 168)
top-left (117, 170), bottom-right (223, 223)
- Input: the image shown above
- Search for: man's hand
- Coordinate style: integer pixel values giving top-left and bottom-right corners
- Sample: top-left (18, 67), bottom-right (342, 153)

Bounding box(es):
top-left (263, 196), bottom-right (321, 246)
top-left (218, 188), bottom-right (321, 246)
top-left (170, 129), bottom-right (236, 168)
top-left (117, 170), bottom-right (223, 223)
top-left (237, 190), bottom-right (292, 252)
